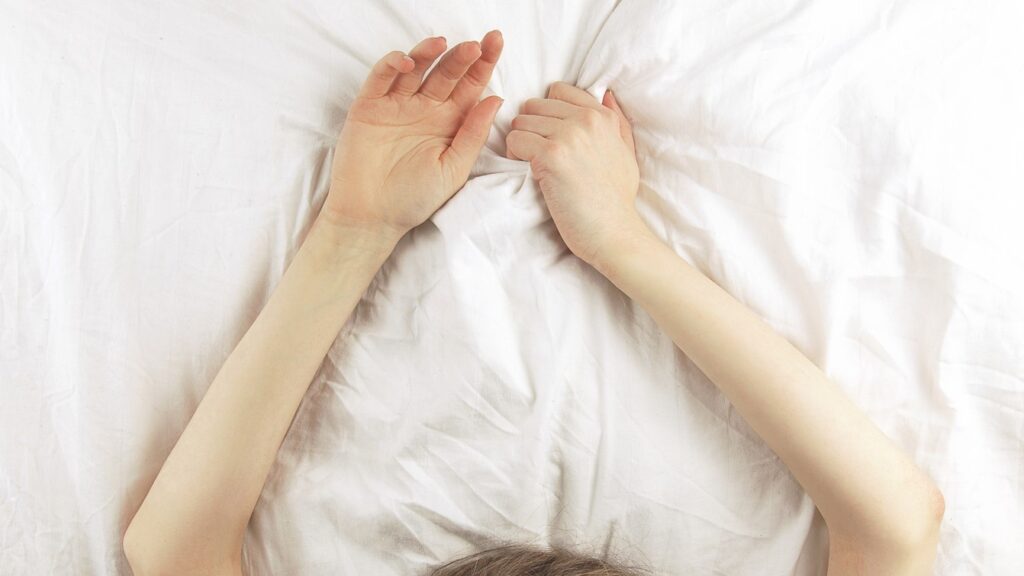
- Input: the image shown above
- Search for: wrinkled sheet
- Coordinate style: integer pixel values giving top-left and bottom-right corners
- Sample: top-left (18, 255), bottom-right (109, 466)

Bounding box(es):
top-left (2, 0), bottom-right (1023, 574)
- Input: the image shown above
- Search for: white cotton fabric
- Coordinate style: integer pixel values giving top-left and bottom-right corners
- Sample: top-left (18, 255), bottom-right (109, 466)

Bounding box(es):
top-left (2, 1), bottom-right (1023, 574)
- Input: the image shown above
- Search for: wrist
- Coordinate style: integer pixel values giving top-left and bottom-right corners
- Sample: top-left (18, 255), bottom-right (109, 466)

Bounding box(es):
top-left (590, 215), bottom-right (663, 281)
top-left (304, 216), bottom-right (400, 272)
top-left (318, 189), bottom-right (412, 249)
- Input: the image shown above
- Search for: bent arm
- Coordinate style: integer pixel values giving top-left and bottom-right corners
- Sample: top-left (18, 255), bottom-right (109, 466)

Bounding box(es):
top-left (123, 221), bottom-right (396, 576)
top-left (597, 228), bottom-right (944, 575)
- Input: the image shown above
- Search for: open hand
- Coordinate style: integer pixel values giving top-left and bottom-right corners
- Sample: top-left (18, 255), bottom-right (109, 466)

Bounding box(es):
top-left (325, 32), bottom-right (504, 239)
top-left (506, 83), bottom-right (642, 269)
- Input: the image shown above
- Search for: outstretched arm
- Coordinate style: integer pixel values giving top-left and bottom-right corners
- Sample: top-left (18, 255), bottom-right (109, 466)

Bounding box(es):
top-left (602, 233), bottom-right (944, 575)
top-left (123, 32), bottom-right (504, 576)
top-left (507, 83), bottom-right (944, 575)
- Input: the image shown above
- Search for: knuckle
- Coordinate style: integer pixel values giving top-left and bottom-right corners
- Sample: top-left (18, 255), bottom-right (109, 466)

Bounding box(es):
top-left (464, 68), bottom-right (486, 87)
top-left (544, 140), bottom-right (568, 162)
top-left (439, 64), bottom-right (461, 81)
top-left (580, 108), bottom-right (601, 127)
top-left (551, 81), bottom-right (588, 102)
top-left (565, 123), bottom-right (587, 141)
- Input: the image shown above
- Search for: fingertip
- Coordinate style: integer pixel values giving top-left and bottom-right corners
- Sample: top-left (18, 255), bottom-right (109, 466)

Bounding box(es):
top-left (486, 31), bottom-right (504, 61)
top-left (424, 35), bottom-right (446, 55)
top-left (484, 29), bottom-right (503, 47)
top-left (478, 95), bottom-right (504, 121)
top-left (384, 51), bottom-right (414, 72)
top-left (605, 90), bottom-right (630, 120)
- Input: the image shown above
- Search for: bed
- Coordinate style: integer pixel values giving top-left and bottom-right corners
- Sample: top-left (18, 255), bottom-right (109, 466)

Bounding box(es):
top-left (2, 0), bottom-right (1022, 574)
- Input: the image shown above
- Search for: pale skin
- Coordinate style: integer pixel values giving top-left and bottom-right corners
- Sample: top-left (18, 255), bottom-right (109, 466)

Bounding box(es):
top-left (124, 32), bottom-right (944, 576)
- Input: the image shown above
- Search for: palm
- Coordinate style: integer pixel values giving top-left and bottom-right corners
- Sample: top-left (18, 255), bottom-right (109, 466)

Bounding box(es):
top-left (340, 96), bottom-right (463, 207)
top-left (326, 33), bottom-right (504, 235)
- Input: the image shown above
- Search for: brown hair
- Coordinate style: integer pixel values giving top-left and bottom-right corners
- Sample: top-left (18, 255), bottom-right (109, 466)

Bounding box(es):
top-left (430, 545), bottom-right (645, 576)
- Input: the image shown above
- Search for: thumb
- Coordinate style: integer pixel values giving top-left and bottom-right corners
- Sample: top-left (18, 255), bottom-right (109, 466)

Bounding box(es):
top-left (443, 95), bottom-right (504, 183)
top-left (603, 90), bottom-right (635, 153)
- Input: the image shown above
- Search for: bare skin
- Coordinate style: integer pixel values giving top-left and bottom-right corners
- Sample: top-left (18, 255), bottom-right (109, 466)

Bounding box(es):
top-left (123, 31), bottom-right (504, 576)
top-left (124, 34), bottom-right (943, 576)
top-left (506, 82), bottom-right (944, 575)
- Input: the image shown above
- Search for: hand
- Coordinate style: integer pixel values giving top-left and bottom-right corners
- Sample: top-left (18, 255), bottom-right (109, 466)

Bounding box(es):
top-left (324, 32), bottom-right (504, 240)
top-left (506, 82), bottom-right (643, 269)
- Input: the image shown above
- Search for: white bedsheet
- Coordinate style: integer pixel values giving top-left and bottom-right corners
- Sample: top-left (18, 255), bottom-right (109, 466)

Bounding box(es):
top-left (2, 1), bottom-right (1023, 574)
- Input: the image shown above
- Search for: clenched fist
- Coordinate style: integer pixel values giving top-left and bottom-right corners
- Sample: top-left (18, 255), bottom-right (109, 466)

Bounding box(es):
top-left (506, 82), bottom-right (643, 268)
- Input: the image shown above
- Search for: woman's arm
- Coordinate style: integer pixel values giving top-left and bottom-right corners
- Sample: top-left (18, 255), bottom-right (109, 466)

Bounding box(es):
top-left (123, 32), bottom-right (504, 576)
top-left (507, 83), bottom-right (944, 575)
top-left (602, 234), bottom-right (944, 575)
top-left (123, 220), bottom-right (394, 576)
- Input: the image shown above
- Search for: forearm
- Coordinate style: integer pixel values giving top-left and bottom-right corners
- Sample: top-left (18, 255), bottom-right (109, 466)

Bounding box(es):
top-left (124, 218), bottom-right (397, 573)
top-left (600, 230), bottom-right (942, 558)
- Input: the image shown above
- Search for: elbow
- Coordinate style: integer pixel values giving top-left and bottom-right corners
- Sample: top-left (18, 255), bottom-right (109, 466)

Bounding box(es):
top-left (910, 480), bottom-right (945, 539)
top-left (829, 482), bottom-right (944, 575)
top-left (123, 525), bottom-right (161, 576)
top-left (123, 522), bottom-right (239, 576)
top-left (123, 525), bottom-right (172, 576)
top-left (122, 525), bottom-right (148, 575)
top-left (926, 481), bottom-right (946, 524)
top-left (890, 479), bottom-right (945, 552)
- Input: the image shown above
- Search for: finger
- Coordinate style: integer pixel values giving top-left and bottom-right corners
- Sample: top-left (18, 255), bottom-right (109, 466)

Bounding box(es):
top-left (358, 51), bottom-right (415, 99)
top-left (521, 98), bottom-right (578, 119)
top-left (442, 95), bottom-right (503, 181)
top-left (603, 90), bottom-right (636, 152)
top-left (547, 81), bottom-right (603, 110)
top-left (419, 41), bottom-right (482, 102)
top-left (505, 129), bottom-right (548, 161)
top-left (450, 30), bottom-right (503, 110)
top-left (509, 114), bottom-right (560, 137)
top-left (391, 36), bottom-right (448, 97)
